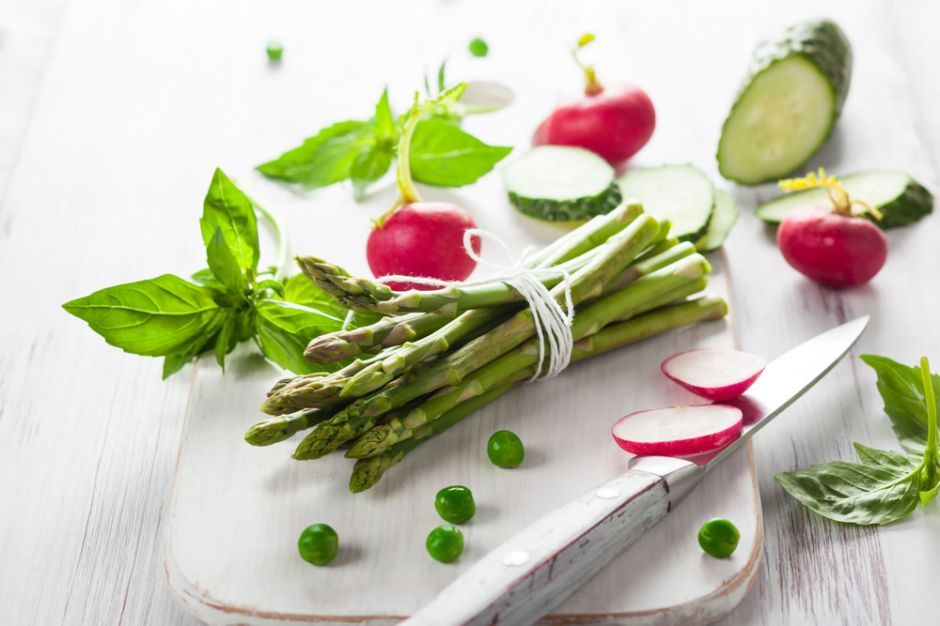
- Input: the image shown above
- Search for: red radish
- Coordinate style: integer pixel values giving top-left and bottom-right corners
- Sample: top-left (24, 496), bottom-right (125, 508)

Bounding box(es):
top-left (367, 88), bottom-right (481, 291)
top-left (611, 405), bottom-right (743, 457)
top-left (532, 34), bottom-right (655, 165)
top-left (661, 348), bottom-right (766, 402)
top-left (367, 203), bottom-right (481, 291)
top-left (776, 169), bottom-right (888, 288)
top-left (777, 208), bottom-right (887, 288)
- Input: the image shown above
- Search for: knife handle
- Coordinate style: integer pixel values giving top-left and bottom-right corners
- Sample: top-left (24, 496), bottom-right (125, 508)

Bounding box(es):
top-left (403, 466), bottom-right (678, 626)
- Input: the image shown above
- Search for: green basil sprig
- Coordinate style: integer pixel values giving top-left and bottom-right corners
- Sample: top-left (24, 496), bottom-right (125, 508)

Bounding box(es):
top-left (63, 169), bottom-right (378, 379)
top-left (775, 355), bottom-right (940, 525)
top-left (256, 84), bottom-right (510, 196)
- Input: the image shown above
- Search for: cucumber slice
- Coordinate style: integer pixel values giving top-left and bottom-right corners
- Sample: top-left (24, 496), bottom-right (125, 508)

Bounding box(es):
top-left (618, 164), bottom-right (715, 241)
top-left (717, 19), bottom-right (852, 184)
top-left (756, 171), bottom-right (933, 229)
top-left (696, 191), bottom-right (739, 252)
top-left (502, 146), bottom-right (622, 221)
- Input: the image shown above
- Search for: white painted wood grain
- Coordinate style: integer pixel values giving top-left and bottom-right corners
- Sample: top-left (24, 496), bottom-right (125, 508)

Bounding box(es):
top-left (1, 0), bottom-right (938, 625)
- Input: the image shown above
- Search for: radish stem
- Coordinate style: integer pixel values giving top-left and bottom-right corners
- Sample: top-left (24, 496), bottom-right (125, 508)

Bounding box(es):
top-left (919, 357), bottom-right (938, 489)
top-left (571, 32), bottom-right (603, 96)
top-left (376, 84), bottom-right (468, 227)
top-left (393, 93), bottom-right (425, 209)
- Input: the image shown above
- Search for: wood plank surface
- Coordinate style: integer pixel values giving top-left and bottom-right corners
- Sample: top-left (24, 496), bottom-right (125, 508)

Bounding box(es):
top-left (0, 1), bottom-right (938, 624)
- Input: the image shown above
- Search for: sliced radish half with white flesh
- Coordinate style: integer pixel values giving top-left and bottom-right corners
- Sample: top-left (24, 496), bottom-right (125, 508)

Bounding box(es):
top-left (611, 405), bottom-right (744, 457)
top-left (661, 348), bottom-right (766, 401)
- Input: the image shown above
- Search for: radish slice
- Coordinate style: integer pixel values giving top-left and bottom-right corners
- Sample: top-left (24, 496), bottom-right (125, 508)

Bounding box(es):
top-left (661, 348), bottom-right (766, 401)
top-left (611, 405), bottom-right (743, 456)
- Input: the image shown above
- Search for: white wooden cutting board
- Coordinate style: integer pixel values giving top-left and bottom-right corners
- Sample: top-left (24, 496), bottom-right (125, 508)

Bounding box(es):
top-left (164, 251), bottom-right (760, 626)
top-left (161, 1), bottom-right (765, 621)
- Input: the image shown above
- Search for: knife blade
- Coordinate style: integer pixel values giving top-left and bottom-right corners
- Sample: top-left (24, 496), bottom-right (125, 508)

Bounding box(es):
top-left (403, 316), bottom-right (869, 626)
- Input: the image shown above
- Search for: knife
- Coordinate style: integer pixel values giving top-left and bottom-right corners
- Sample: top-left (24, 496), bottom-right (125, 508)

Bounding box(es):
top-left (404, 316), bottom-right (869, 626)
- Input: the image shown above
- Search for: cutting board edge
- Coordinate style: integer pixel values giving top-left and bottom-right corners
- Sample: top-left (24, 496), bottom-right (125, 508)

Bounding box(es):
top-left (163, 441), bottom-right (762, 626)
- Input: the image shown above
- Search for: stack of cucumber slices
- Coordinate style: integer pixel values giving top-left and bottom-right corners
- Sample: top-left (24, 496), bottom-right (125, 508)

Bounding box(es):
top-left (503, 149), bottom-right (738, 252)
top-left (618, 165), bottom-right (738, 252)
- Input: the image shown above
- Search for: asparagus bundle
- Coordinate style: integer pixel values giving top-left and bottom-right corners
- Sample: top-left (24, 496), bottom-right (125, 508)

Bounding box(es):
top-left (245, 203), bottom-right (728, 491)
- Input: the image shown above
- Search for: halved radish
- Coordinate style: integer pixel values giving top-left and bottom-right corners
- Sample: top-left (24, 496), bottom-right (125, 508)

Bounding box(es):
top-left (661, 348), bottom-right (766, 401)
top-left (611, 405), bottom-right (743, 456)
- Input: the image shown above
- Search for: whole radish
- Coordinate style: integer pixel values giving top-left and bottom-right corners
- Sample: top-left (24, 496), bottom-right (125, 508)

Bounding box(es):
top-left (776, 169), bottom-right (887, 288)
top-left (368, 203), bottom-right (480, 291)
top-left (368, 87), bottom-right (481, 292)
top-left (532, 34), bottom-right (655, 165)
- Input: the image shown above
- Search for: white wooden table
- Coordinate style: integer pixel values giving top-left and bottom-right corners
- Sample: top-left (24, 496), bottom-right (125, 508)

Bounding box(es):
top-left (1, 1), bottom-right (938, 624)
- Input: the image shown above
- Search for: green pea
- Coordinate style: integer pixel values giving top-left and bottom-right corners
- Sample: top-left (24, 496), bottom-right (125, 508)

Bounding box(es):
top-left (298, 523), bottom-right (338, 565)
top-left (487, 430), bottom-right (525, 468)
top-left (266, 41), bottom-right (284, 62)
top-left (426, 524), bottom-right (464, 563)
top-left (697, 518), bottom-right (739, 558)
top-left (435, 485), bottom-right (476, 524)
top-left (468, 37), bottom-right (489, 58)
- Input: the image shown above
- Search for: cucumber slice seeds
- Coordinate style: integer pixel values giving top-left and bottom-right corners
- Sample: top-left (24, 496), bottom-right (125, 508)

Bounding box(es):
top-left (618, 164), bottom-right (715, 242)
top-left (756, 171), bottom-right (933, 229)
top-left (503, 146), bottom-right (622, 221)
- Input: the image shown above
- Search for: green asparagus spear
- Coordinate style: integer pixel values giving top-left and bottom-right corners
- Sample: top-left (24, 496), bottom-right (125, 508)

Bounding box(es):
top-left (294, 214), bottom-right (662, 459)
top-left (304, 310), bottom-right (455, 364)
top-left (260, 350), bottom-right (387, 415)
top-left (530, 202), bottom-right (644, 267)
top-left (347, 295), bottom-right (728, 490)
top-left (244, 408), bottom-right (328, 446)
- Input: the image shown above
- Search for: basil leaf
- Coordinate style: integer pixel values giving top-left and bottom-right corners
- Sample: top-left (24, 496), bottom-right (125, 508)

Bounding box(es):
top-left (351, 142), bottom-right (394, 199)
top-left (201, 169), bottom-right (260, 273)
top-left (409, 118), bottom-right (511, 186)
top-left (255, 278), bottom-right (285, 298)
top-left (774, 452), bottom-right (921, 526)
top-left (282, 274), bottom-right (381, 327)
top-left (234, 307), bottom-right (256, 342)
top-left (191, 268), bottom-right (226, 292)
top-left (163, 350), bottom-right (195, 379)
top-left (861, 354), bottom-right (940, 454)
top-left (207, 228), bottom-right (249, 295)
top-left (214, 313), bottom-right (238, 369)
top-left (161, 320), bottom-right (224, 379)
top-left (63, 275), bottom-right (225, 357)
top-left (254, 299), bottom-right (347, 374)
top-left (373, 88), bottom-right (396, 143)
top-left (256, 121), bottom-right (375, 187)
top-left (852, 442), bottom-right (918, 470)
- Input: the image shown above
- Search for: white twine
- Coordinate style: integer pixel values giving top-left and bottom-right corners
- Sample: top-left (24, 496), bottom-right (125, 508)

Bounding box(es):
top-left (379, 229), bottom-right (575, 381)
